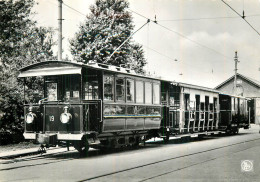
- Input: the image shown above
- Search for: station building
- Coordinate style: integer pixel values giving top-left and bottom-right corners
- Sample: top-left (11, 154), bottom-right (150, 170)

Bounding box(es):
top-left (215, 73), bottom-right (260, 124)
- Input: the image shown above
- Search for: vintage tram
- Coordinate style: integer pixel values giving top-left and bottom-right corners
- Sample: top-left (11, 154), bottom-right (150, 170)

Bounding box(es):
top-left (18, 60), bottom-right (250, 153)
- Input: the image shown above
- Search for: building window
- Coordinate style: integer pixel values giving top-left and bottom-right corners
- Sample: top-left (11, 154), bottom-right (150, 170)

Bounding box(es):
top-left (104, 75), bottom-right (114, 101)
top-left (126, 79), bottom-right (135, 102)
top-left (116, 77), bottom-right (125, 101)
top-left (153, 83), bottom-right (160, 104)
top-left (145, 82), bottom-right (152, 104)
top-left (136, 81), bottom-right (144, 103)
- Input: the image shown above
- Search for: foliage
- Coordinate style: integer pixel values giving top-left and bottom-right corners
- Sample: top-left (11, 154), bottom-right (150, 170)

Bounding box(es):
top-left (0, 0), bottom-right (55, 138)
top-left (70, 0), bottom-right (146, 73)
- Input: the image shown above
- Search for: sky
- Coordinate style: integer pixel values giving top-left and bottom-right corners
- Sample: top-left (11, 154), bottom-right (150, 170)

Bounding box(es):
top-left (33, 0), bottom-right (260, 88)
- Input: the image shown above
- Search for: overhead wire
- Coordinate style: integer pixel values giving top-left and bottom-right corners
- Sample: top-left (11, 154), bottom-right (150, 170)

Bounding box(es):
top-left (56, 1), bottom-right (181, 65)
top-left (45, 1), bottom-right (254, 75)
top-left (57, 3), bottom-right (231, 74)
top-left (129, 9), bottom-right (233, 60)
top-left (106, 19), bottom-right (150, 62)
top-left (221, 0), bottom-right (260, 36)
top-left (154, 13), bottom-right (260, 22)
top-left (62, 1), bottom-right (86, 17)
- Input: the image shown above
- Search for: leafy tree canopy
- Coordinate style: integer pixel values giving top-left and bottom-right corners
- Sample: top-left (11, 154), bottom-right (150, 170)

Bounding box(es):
top-left (70, 0), bottom-right (146, 73)
top-left (0, 0), bottom-right (55, 136)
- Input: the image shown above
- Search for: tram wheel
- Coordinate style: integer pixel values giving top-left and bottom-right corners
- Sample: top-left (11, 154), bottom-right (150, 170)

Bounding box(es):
top-left (74, 139), bottom-right (89, 155)
top-left (163, 133), bottom-right (170, 143)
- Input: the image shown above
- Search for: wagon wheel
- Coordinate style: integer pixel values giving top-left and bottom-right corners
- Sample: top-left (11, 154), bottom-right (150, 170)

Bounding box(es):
top-left (132, 137), bottom-right (140, 148)
top-left (233, 128), bottom-right (239, 135)
top-left (74, 138), bottom-right (89, 156)
top-left (163, 132), bottom-right (170, 143)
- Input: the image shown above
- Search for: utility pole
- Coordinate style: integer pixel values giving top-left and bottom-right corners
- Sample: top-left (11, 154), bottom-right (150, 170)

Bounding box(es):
top-left (58, 0), bottom-right (63, 60)
top-left (233, 51), bottom-right (239, 95)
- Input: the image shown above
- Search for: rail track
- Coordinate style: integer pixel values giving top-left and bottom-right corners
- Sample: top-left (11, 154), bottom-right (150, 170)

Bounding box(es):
top-left (77, 136), bottom-right (260, 181)
top-left (1, 132), bottom-right (259, 180)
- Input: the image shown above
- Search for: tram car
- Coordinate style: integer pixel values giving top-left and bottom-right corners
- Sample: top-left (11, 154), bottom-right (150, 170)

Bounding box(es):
top-left (218, 93), bottom-right (249, 134)
top-left (18, 61), bottom-right (250, 153)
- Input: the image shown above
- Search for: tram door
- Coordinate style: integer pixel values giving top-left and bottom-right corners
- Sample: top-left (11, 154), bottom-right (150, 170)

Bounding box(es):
top-left (169, 110), bottom-right (180, 133)
top-left (84, 101), bottom-right (102, 132)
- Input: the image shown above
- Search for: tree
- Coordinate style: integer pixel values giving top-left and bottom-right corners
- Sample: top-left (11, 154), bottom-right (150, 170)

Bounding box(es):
top-left (70, 0), bottom-right (146, 73)
top-left (0, 0), bottom-right (55, 138)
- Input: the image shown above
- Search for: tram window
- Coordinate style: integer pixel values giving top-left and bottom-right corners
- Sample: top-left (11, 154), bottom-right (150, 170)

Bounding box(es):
top-left (201, 103), bottom-right (205, 111)
top-left (63, 75), bottom-right (80, 101)
top-left (205, 96), bottom-right (209, 111)
top-left (116, 77), bottom-right (125, 101)
top-left (161, 84), bottom-right (167, 103)
top-left (126, 79), bottom-right (135, 102)
top-left (137, 106), bottom-right (145, 115)
top-left (184, 94), bottom-right (190, 111)
top-left (104, 105), bottom-right (116, 115)
top-left (104, 105), bottom-right (125, 115)
top-left (84, 81), bottom-right (99, 100)
top-left (104, 75), bottom-right (114, 101)
top-left (46, 82), bottom-right (58, 101)
top-left (240, 99), bottom-right (244, 113)
top-left (127, 106), bottom-right (135, 115)
top-left (146, 107), bottom-right (160, 115)
top-left (145, 82), bottom-right (152, 104)
top-left (210, 104), bottom-right (213, 111)
top-left (153, 83), bottom-right (160, 104)
top-left (214, 98), bottom-right (218, 111)
top-left (196, 95), bottom-right (200, 111)
top-left (136, 81), bottom-right (144, 103)
top-left (116, 105), bottom-right (125, 115)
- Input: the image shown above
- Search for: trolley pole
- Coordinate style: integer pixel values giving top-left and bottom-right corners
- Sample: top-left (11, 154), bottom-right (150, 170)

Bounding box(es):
top-left (233, 51), bottom-right (239, 95)
top-left (58, 0), bottom-right (63, 60)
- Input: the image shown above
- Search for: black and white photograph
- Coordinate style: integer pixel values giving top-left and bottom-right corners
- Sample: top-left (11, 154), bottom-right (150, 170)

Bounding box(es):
top-left (0, 0), bottom-right (260, 181)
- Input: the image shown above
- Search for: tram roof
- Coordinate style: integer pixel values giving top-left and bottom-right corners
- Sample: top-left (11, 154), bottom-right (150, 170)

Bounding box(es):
top-left (18, 60), bottom-right (219, 93)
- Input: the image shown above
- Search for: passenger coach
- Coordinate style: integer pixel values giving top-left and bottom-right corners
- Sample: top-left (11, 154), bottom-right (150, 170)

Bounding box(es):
top-left (19, 60), bottom-right (250, 153)
top-left (19, 61), bottom-right (162, 152)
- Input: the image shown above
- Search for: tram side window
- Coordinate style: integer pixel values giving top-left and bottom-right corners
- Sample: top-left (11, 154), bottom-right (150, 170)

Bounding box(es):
top-left (201, 103), bottom-right (205, 111)
top-left (116, 77), bottom-right (125, 101)
top-left (196, 95), bottom-right (200, 111)
top-left (184, 94), bottom-right (190, 111)
top-left (214, 98), bottom-right (218, 111)
top-left (153, 83), bottom-right (160, 105)
top-left (136, 81), bottom-right (144, 103)
top-left (126, 79), bottom-right (135, 102)
top-left (145, 82), bottom-right (152, 104)
top-left (104, 75), bottom-right (114, 101)
top-left (205, 96), bottom-right (209, 111)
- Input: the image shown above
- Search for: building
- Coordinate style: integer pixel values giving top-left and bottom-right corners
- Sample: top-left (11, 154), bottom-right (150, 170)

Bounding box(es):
top-left (215, 73), bottom-right (260, 124)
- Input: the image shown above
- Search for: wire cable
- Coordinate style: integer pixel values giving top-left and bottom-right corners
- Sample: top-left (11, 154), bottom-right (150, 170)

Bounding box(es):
top-left (106, 19), bottom-right (151, 62)
top-left (221, 0), bottom-right (260, 36)
top-left (62, 2), bottom-right (86, 17)
top-left (130, 9), bottom-right (233, 60)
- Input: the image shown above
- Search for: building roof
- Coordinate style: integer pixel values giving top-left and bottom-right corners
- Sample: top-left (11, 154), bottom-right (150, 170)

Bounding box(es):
top-left (215, 73), bottom-right (260, 89)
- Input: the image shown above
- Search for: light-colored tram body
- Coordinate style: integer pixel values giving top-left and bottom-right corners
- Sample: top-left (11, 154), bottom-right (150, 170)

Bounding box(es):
top-left (18, 61), bottom-right (250, 153)
top-left (159, 81), bottom-right (220, 139)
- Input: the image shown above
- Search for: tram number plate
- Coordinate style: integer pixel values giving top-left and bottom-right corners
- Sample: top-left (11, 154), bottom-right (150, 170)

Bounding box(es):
top-left (49, 115), bottom-right (55, 122)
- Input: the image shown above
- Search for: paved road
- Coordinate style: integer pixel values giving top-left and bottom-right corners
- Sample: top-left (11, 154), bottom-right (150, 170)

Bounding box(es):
top-left (1, 125), bottom-right (260, 182)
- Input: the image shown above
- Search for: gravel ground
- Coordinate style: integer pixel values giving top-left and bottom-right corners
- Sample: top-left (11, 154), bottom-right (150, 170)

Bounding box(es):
top-left (0, 141), bottom-right (39, 153)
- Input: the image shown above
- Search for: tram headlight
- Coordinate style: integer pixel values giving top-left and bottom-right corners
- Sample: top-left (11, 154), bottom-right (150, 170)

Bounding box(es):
top-left (25, 113), bottom-right (34, 124)
top-left (60, 113), bottom-right (72, 124)
top-left (60, 106), bottom-right (72, 124)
